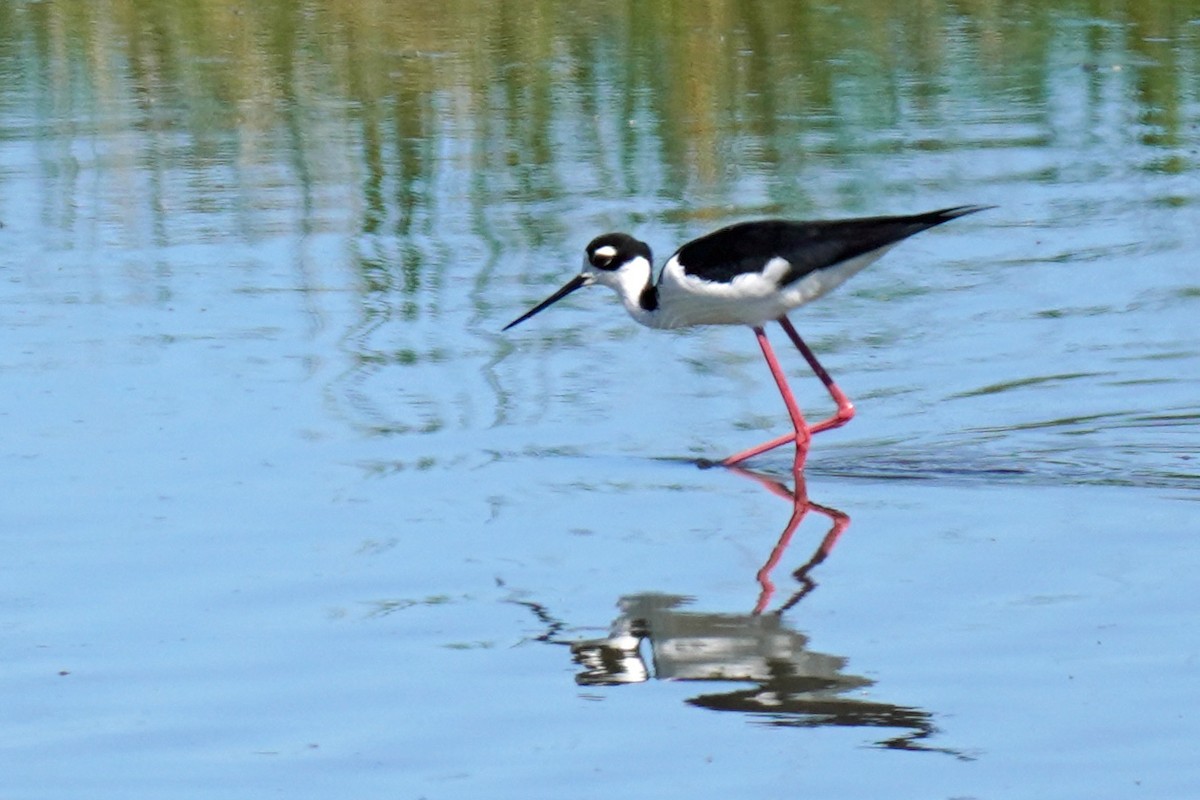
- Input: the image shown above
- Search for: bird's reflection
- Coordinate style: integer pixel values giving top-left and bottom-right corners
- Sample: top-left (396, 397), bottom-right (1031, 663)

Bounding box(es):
top-left (566, 593), bottom-right (963, 757)
top-left (512, 467), bottom-right (969, 759)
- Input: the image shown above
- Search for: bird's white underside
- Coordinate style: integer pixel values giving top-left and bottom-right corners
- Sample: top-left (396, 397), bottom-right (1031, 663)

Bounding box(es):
top-left (592, 246), bottom-right (896, 330)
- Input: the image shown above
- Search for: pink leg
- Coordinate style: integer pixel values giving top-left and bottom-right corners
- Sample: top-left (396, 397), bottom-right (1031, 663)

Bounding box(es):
top-left (720, 316), bottom-right (855, 466)
top-left (719, 431), bottom-right (796, 467)
top-left (723, 326), bottom-right (811, 467)
top-left (778, 316), bottom-right (855, 433)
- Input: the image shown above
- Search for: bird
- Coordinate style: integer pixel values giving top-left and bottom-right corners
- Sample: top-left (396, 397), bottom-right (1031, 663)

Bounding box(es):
top-left (503, 205), bottom-right (991, 470)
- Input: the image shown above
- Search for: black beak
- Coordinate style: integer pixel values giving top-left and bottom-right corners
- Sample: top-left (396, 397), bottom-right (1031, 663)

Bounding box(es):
top-left (502, 274), bottom-right (590, 331)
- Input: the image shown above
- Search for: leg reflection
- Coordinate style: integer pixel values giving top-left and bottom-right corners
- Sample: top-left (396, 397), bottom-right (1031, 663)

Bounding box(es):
top-left (725, 466), bottom-right (850, 615)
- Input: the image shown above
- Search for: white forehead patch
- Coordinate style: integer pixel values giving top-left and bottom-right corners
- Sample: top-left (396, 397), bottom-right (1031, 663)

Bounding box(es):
top-left (594, 245), bottom-right (618, 260)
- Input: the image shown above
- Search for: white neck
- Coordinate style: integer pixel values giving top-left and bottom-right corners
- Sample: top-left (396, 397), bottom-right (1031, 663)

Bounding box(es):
top-left (592, 255), bottom-right (662, 328)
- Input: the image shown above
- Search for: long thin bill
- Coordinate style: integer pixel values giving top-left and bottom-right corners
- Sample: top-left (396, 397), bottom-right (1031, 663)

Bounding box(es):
top-left (502, 274), bottom-right (589, 331)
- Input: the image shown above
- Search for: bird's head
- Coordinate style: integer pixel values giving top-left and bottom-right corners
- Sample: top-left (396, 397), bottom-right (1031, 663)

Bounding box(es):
top-left (502, 233), bottom-right (653, 330)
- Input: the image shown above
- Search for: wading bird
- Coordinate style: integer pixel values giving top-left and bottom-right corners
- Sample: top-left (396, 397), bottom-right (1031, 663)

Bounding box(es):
top-left (504, 205), bottom-right (990, 469)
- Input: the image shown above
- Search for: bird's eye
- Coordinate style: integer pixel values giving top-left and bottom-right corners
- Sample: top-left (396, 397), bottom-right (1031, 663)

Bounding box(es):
top-left (590, 245), bottom-right (619, 269)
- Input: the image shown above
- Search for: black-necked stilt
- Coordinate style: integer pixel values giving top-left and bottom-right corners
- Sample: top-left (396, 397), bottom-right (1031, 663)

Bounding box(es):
top-left (504, 205), bottom-right (991, 468)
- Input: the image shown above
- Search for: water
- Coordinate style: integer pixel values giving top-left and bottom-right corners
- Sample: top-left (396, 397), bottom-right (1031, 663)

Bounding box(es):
top-left (2, 2), bottom-right (1199, 798)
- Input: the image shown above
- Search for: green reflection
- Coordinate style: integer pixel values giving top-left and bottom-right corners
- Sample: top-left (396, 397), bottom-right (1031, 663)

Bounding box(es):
top-left (6, 0), bottom-right (1197, 244)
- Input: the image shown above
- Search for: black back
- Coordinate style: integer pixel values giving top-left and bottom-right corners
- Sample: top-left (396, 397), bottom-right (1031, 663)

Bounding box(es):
top-left (671, 205), bottom-right (988, 285)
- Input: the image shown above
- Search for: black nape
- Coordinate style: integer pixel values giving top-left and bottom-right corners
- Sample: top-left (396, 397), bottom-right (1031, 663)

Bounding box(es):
top-left (639, 284), bottom-right (659, 311)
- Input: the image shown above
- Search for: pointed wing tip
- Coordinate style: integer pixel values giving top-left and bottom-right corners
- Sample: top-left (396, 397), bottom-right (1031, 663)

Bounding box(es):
top-left (940, 204), bottom-right (998, 220)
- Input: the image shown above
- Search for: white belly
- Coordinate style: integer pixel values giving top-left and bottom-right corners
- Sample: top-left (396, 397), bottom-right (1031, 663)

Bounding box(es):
top-left (649, 247), bottom-right (893, 329)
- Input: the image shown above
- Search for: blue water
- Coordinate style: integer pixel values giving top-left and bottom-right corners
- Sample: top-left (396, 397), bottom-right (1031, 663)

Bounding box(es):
top-left (2, 3), bottom-right (1199, 798)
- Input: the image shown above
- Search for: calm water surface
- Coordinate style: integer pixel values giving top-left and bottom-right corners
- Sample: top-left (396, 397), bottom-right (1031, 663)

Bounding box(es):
top-left (2, 2), bottom-right (1199, 798)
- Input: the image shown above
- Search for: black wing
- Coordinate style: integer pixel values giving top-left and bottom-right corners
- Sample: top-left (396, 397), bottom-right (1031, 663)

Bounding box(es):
top-left (671, 205), bottom-right (990, 285)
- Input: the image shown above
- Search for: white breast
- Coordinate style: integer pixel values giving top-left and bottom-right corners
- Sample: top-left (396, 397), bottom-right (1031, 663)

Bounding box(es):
top-left (649, 246), bottom-right (895, 329)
